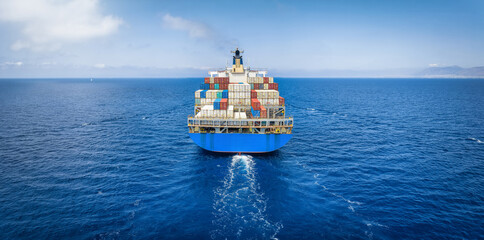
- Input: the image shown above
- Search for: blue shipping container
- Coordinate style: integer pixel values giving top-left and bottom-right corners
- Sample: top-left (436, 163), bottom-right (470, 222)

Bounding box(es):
top-left (214, 98), bottom-right (221, 110)
top-left (251, 106), bottom-right (260, 117)
top-left (222, 90), bottom-right (228, 98)
top-left (200, 90), bottom-right (207, 98)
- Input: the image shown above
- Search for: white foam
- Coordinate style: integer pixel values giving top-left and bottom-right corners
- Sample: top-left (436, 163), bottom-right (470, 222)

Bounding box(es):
top-left (348, 205), bottom-right (355, 212)
top-left (468, 137), bottom-right (483, 143)
top-left (211, 155), bottom-right (282, 239)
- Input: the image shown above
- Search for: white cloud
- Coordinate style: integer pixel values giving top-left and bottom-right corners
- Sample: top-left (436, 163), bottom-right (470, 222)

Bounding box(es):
top-left (0, 0), bottom-right (123, 51)
top-left (94, 63), bottom-right (106, 68)
top-left (428, 63), bottom-right (439, 67)
top-left (162, 14), bottom-right (212, 39)
top-left (2, 61), bottom-right (23, 66)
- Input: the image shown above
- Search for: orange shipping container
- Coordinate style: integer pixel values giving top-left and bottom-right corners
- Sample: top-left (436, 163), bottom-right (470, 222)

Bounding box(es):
top-left (251, 90), bottom-right (257, 99)
top-left (260, 106), bottom-right (267, 118)
top-left (204, 77), bottom-right (210, 84)
top-left (220, 98), bottom-right (228, 110)
top-left (279, 97), bottom-right (285, 106)
top-left (251, 98), bottom-right (261, 110)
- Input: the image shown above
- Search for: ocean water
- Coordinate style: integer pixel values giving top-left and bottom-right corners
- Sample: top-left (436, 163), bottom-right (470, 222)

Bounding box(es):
top-left (0, 78), bottom-right (483, 239)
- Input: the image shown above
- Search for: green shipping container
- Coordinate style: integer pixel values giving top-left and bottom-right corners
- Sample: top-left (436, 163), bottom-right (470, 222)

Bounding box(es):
top-left (214, 84), bottom-right (219, 90)
top-left (217, 91), bottom-right (222, 98)
top-left (250, 84), bottom-right (254, 89)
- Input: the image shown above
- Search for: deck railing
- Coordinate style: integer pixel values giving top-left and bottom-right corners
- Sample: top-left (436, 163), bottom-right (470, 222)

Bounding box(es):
top-left (187, 116), bottom-right (293, 129)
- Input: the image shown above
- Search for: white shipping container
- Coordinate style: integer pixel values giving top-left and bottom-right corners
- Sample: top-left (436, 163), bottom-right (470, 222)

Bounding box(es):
top-left (195, 90), bottom-right (201, 98)
top-left (205, 90), bottom-right (212, 99)
top-left (239, 112), bottom-right (247, 119)
top-left (235, 112), bottom-right (240, 119)
top-left (227, 105), bottom-right (234, 118)
top-left (243, 83), bottom-right (250, 91)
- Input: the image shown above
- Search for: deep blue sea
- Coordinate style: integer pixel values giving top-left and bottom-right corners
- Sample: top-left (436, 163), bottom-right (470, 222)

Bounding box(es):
top-left (0, 78), bottom-right (483, 239)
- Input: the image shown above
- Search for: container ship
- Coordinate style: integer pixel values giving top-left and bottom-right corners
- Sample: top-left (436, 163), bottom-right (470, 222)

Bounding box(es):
top-left (187, 48), bottom-right (293, 153)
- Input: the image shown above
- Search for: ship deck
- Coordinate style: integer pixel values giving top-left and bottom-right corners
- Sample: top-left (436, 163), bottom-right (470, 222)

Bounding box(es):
top-left (187, 117), bottom-right (293, 134)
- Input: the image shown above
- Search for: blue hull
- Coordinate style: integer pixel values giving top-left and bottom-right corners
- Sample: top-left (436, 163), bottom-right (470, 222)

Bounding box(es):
top-left (189, 133), bottom-right (292, 153)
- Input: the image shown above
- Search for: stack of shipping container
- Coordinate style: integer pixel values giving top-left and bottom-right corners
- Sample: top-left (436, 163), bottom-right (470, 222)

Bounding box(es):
top-left (194, 77), bottom-right (285, 119)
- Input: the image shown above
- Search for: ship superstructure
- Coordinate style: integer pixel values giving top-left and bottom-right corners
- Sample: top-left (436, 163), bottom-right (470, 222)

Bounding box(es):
top-left (187, 48), bottom-right (293, 153)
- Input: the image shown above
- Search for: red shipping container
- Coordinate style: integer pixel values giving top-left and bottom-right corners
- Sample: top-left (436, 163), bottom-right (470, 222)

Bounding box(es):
top-left (260, 106), bottom-right (267, 118)
top-left (253, 83), bottom-right (259, 90)
top-left (269, 83), bottom-right (274, 89)
top-left (204, 77), bottom-right (210, 84)
top-left (210, 84), bottom-right (214, 89)
top-left (273, 83), bottom-right (278, 90)
top-left (251, 90), bottom-right (257, 99)
top-left (251, 99), bottom-right (261, 110)
top-left (220, 99), bottom-right (228, 110)
top-left (224, 77), bottom-right (229, 84)
top-left (214, 78), bottom-right (219, 84)
top-left (264, 77), bottom-right (269, 83)
top-left (279, 97), bottom-right (285, 106)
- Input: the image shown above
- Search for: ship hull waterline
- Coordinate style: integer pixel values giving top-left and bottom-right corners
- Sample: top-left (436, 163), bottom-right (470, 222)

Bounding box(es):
top-left (189, 133), bottom-right (292, 153)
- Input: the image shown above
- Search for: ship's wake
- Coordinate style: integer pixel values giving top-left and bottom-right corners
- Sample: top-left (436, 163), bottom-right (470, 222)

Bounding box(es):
top-left (211, 155), bottom-right (282, 240)
top-left (295, 160), bottom-right (387, 239)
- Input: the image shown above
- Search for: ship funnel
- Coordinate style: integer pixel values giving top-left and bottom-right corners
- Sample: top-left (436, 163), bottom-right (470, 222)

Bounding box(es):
top-left (231, 48), bottom-right (244, 73)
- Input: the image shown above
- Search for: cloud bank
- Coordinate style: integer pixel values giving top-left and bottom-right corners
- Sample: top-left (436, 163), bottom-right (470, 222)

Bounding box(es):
top-left (162, 13), bottom-right (212, 39)
top-left (0, 0), bottom-right (123, 51)
top-left (162, 13), bottom-right (237, 50)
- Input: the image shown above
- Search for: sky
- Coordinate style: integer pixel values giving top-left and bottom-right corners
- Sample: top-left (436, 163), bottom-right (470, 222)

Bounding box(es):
top-left (0, 0), bottom-right (483, 77)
